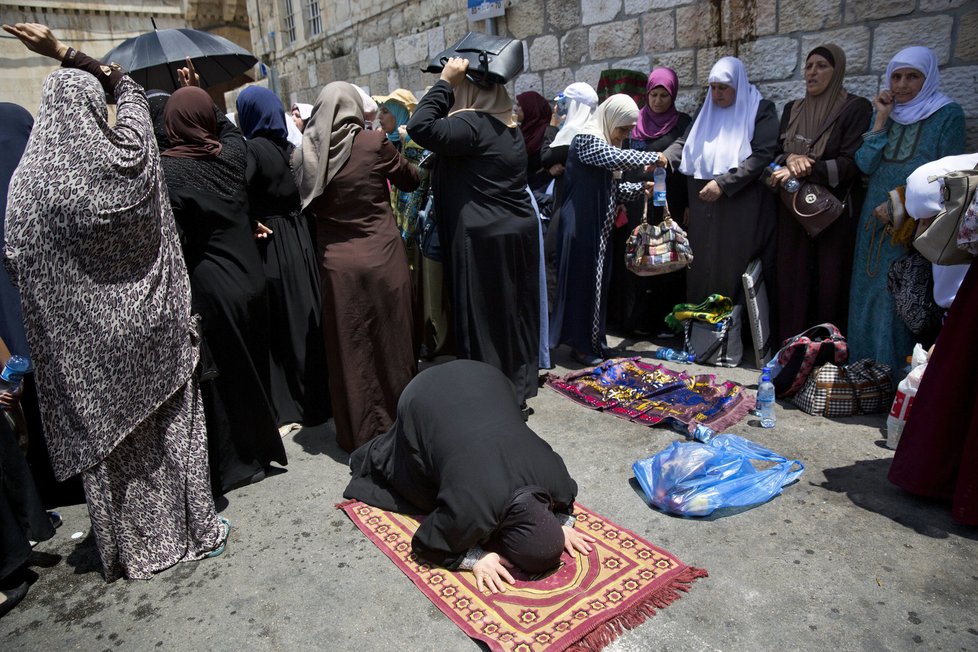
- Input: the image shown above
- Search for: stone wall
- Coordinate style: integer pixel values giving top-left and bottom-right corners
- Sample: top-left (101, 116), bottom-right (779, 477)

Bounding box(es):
top-left (0, 1), bottom-right (250, 113)
top-left (246, 0), bottom-right (978, 149)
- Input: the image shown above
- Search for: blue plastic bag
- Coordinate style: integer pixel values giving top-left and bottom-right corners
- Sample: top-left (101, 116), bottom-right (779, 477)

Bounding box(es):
top-left (632, 434), bottom-right (804, 516)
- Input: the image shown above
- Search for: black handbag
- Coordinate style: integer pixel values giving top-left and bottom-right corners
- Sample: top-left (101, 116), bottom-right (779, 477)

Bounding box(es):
top-left (887, 251), bottom-right (944, 336)
top-left (422, 32), bottom-right (524, 87)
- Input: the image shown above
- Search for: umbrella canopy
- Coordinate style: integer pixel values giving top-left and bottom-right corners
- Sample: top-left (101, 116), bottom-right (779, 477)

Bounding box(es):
top-left (102, 28), bottom-right (258, 91)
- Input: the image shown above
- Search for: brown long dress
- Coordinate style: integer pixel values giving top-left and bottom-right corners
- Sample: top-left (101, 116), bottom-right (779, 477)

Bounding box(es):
top-left (309, 129), bottom-right (419, 452)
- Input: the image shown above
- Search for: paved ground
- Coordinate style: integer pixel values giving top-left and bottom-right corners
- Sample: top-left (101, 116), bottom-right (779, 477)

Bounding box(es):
top-left (2, 334), bottom-right (976, 651)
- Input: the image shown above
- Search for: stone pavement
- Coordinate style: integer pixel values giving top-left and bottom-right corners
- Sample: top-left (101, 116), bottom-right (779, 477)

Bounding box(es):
top-left (2, 334), bottom-right (976, 651)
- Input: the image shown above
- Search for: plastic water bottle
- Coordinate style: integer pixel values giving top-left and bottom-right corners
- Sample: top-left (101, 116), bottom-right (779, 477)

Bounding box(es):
top-left (751, 363), bottom-right (773, 416)
top-left (652, 166), bottom-right (667, 207)
top-left (654, 347), bottom-right (695, 364)
top-left (757, 370), bottom-right (776, 428)
top-left (768, 162), bottom-right (800, 193)
top-left (690, 424), bottom-right (715, 443)
top-left (0, 355), bottom-right (32, 402)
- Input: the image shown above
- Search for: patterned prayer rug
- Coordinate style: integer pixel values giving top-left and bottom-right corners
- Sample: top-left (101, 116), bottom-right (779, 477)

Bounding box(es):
top-left (338, 500), bottom-right (707, 652)
top-left (546, 357), bottom-right (755, 434)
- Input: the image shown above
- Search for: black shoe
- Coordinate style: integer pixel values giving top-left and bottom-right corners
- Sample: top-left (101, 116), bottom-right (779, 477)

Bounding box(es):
top-left (520, 403), bottom-right (534, 421)
top-left (0, 582), bottom-right (28, 619)
top-left (571, 349), bottom-right (603, 366)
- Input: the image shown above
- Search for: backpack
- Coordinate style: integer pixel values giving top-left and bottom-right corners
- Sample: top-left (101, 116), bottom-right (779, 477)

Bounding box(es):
top-left (771, 323), bottom-right (849, 398)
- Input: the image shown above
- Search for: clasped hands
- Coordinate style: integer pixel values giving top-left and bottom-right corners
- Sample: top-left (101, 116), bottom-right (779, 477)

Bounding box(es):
top-left (471, 526), bottom-right (596, 595)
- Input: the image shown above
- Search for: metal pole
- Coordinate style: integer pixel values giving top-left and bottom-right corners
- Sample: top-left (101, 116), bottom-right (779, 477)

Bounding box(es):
top-left (485, 17), bottom-right (495, 35)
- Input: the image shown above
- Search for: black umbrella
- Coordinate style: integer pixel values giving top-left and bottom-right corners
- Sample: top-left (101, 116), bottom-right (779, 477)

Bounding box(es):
top-left (102, 27), bottom-right (258, 91)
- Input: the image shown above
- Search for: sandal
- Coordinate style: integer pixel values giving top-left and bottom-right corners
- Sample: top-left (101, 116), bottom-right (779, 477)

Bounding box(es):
top-left (205, 516), bottom-right (231, 558)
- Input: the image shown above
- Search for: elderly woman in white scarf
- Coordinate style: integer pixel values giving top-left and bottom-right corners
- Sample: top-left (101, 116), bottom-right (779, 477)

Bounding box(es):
top-left (847, 46), bottom-right (964, 373)
top-left (663, 56), bottom-right (779, 310)
top-left (548, 94), bottom-right (664, 366)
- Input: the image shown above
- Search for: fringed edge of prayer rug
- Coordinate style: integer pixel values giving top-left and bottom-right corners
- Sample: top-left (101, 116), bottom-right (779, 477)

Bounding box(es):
top-left (336, 499), bottom-right (708, 652)
top-left (562, 565), bottom-right (708, 652)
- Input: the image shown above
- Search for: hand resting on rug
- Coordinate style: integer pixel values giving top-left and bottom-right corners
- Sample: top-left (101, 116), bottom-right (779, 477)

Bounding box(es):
top-left (563, 525), bottom-right (595, 557)
top-left (472, 552), bottom-right (516, 594)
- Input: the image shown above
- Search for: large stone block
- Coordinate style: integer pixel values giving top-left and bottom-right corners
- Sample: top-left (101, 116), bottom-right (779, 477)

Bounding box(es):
top-left (800, 26), bottom-right (871, 74)
top-left (589, 19), bottom-right (641, 61)
top-left (307, 65), bottom-right (318, 89)
top-left (359, 45), bottom-right (380, 75)
top-left (651, 0), bottom-right (696, 7)
top-left (643, 10), bottom-right (676, 52)
top-left (941, 66), bottom-right (978, 118)
top-left (368, 70), bottom-right (387, 96)
top-left (754, 0), bottom-right (777, 36)
top-left (843, 75), bottom-right (881, 105)
top-left (845, 0), bottom-right (915, 22)
top-left (507, 0), bottom-right (546, 40)
top-left (427, 25), bottom-right (446, 58)
top-left (613, 55), bottom-right (652, 72)
top-left (920, 0), bottom-right (971, 9)
top-left (582, 0), bottom-right (622, 26)
top-left (738, 37), bottom-right (798, 81)
top-left (543, 67), bottom-right (575, 98)
top-left (316, 59), bottom-right (336, 85)
top-left (624, 0), bottom-right (651, 14)
top-left (651, 49), bottom-right (696, 84)
top-left (676, 3), bottom-right (720, 48)
top-left (530, 35), bottom-right (561, 71)
top-left (674, 89), bottom-right (705, 116)
top-left (396, 65), bottom-right (423, 93)
top-left (562, 28), bottom-right (589, 65)
top-left (955, 12), bottom-right (978, 63)
top-left (515, 71), bottom-right (543, 95)
top-left (394, 32), bottom-right (428, 67)
top-left (378, 42), bottom-right (396, 70)
top-left (871, 16), bottom-right (954, 70)
top-left (576, 62), bottom-right (611, 89)
top-left (755, 80), bottom-right (800, 117)
top-left (778, 0), bottom-right (841, 34)
top-left (443, 19), bottom-right (469, 47)
top-left (547, 0), bottom-right (582, 32)
top-left (695, 46), bottom-right (728, 86)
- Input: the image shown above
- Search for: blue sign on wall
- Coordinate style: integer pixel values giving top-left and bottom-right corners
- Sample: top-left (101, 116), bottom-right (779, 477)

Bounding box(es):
top-left (468, 0), bottom-right (505, 21)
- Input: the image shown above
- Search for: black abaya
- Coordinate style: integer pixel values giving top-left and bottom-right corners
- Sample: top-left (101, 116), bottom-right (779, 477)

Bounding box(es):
top-left (244, 136), bottom-right (330, 427)
top-left (162, 116), bottom-right (286, 494)
top-left (407, 81), bottom-right (540, 404)
top-left (344, 360), bottom-right (577, 569)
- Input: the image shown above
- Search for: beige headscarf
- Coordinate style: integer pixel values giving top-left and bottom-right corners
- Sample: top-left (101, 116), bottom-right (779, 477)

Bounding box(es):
top-left (576, 93), bottom-right (640, 143)
top-left (448, 78), bottom-right (517, 128)
top-left (782, 44), bottom-right (849, 159)
top-left (293, 81), bottom-right (363, 210)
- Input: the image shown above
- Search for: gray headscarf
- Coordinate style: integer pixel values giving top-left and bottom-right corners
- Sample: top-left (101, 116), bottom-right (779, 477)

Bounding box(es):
top-left (293, 81), bottom-right (364, 210)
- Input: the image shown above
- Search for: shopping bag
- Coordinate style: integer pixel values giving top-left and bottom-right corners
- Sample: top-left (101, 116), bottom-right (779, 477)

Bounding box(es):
top-left (632, 434), bottom-right (804, 517)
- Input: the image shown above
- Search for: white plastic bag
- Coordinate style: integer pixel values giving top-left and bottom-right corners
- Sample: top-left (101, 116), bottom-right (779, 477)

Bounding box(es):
top-left (886, 344), bottom-right (929, 449)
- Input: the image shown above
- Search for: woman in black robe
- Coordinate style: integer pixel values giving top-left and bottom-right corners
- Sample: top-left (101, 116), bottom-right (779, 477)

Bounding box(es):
top-left (236, 86), bottom-right (330, 430)
top-left (161, 86), bottom-right (286, 494)
top-left (344, 359), bottom-right (593, 593)
top-left (407, 58), bottom-right (540, 411)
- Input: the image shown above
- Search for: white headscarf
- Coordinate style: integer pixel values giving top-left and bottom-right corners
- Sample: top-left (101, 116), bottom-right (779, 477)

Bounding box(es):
top-left (292, 102), bottom-right (313, 120)
top-left (679, 56), bottom-right (762, 180)
top-left (551, 82), bottom-right (599, 148)
top-left (885, 46), bottom-right (953, 126)
top-left (575, 93), bottom-right (639, 144)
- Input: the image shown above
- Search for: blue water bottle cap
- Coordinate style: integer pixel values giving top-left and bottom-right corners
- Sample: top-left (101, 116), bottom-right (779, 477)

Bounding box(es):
top-left (686, 353), bottom-right (696, 363)
top-left (1, 355), bottom-right (32, 382)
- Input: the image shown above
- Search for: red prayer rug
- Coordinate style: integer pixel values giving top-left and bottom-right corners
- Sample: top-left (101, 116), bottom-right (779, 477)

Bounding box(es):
top-left (546, 357), bottom-right (755, 434)
top-left (338, 500), bottom-right (707, 652)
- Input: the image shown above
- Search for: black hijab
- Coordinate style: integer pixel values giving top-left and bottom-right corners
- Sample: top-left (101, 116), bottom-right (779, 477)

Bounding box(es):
top-left (0, 102), bottom-right (35, 356)
top-left (146, 89), bottom-right (171, 151)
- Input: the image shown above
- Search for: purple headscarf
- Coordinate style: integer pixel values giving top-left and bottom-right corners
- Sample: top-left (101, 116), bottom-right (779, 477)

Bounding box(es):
top-left (632, 67), bottom-right (680, 140)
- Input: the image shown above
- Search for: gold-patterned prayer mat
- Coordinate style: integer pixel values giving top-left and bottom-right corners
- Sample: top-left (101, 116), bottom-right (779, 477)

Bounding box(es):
top-left (338, 500), bottom-right (707, 652)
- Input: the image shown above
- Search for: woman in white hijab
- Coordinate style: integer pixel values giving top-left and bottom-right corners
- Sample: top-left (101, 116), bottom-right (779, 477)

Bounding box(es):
top-left (663, 56), bottom-right (779, 311)
top-left (847, 45), bottom-right (964, 374)
top-left (549, 94), bottom-right (664, 366)
top-left (541, 82), bottom-right (599, 310)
